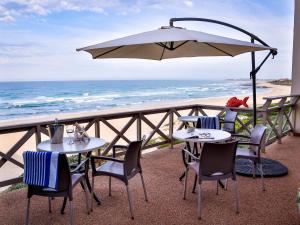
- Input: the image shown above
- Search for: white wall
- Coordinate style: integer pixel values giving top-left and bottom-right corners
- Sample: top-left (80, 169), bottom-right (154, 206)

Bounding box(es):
top-left (292, 0), bottom-right (300, 133)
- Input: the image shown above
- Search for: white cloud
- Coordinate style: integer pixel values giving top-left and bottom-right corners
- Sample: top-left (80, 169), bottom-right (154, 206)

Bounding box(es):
top-left (183, 0), bottom-right (193, 8)
top-left (0, 0), bottom-right (142, 21)
top-left (0, 1), bottom-right (89, 21)
top-left (26, 3), bottom-right (49, 15)
top-left (0, 5), bottom-right (15, 21)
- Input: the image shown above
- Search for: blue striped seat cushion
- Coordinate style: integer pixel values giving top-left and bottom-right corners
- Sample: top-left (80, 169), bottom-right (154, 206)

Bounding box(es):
top-left (23, 151), bottom-right (59, 189)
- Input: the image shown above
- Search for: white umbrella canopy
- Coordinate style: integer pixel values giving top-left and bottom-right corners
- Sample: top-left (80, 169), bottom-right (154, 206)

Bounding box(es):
top-left (76, 26), bottom-right (276, 60)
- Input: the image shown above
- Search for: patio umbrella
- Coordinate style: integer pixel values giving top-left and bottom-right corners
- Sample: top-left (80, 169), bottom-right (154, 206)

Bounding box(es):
top-left (77, 26), bottom-right (274, 60)
top-left (77, 22), bottom-right (277, 124)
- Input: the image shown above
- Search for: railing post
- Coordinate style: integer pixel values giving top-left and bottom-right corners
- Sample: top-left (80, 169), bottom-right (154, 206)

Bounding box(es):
top-left (169, 109), bottom-right (174, 149)
top-left (35, 125), bottom-right (41, 146)
top-left (194, 105), bottom-right (199, 116)
top-left (137, 113), bottom-right (142, 141)
top-left (259, 100), bottom-right (269, 150)
top-left (291, 96), bottom-right (300, 134)
top-left (95, 118), bottom-right (100, 138)
top-left (278, 97), bottom-right (288, 143)
top-left (95, 119), bottom-right (101, 156)
top-left (261, 99), bottom-right (272, 147)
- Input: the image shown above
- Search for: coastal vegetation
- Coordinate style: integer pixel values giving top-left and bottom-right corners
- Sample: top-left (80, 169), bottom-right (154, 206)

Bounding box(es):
top-left (269, 79), bottom-right (292, 86)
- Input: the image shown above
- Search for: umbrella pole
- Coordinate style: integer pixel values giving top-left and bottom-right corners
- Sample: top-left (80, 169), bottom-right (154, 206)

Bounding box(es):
top-left (251, 38), bottom-right (257, 126)
top-left (252, 71), bottom-right (257, 126)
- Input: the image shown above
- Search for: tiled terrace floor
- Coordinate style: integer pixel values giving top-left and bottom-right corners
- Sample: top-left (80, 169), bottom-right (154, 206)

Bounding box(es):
top-left (1, 136), bottom-right (300, 225)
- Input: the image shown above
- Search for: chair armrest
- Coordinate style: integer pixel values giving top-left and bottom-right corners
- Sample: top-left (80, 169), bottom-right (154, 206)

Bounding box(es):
top-left (219, 121), bottom-right (235, 124)
top-left (90, 156), bottom-right (124, 173)
top-left (91, 156), bottom-right (124, 163)
top-left (113, 145), bottom-right (128, 157)
top-left (238, 142), bottom-right (260, 147)
top-left (70, 158), bottom-right (89, 176)
top-left (113, 145), bottom-right (127, 149)
top-left (182, 149), bottom-right (200, 161)
top-left (232, 134), bottom-right (250, 139)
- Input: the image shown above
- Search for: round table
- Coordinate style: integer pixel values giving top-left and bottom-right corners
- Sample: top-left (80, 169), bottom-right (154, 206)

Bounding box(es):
top-left (172, 128), bottom-right (231, 143)
top-left (37, 137), bottom-right (106, 211)
top-left (37, 137), bottom-right (106, 154)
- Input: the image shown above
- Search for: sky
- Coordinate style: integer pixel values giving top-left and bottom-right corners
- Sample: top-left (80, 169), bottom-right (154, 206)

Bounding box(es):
top-left (0, 0), bottom-right (295, 81)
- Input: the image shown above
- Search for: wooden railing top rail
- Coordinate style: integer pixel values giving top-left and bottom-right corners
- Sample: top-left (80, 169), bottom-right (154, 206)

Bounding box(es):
top-left (263, 94), bottom-right (300, 100)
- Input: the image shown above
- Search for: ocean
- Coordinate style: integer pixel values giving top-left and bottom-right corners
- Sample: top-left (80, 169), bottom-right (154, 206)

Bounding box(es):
top-left (0, 80), bottom-right (268, 121)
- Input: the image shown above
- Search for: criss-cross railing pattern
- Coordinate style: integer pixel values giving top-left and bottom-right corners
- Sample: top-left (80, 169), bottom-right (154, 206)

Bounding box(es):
top-left (0, 94), bottom-right (299, 188)
top-left (261, 95), bottom-right (299, 145)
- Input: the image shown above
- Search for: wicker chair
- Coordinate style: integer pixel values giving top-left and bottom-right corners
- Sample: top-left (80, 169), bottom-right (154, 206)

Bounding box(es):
top-left (90, 140), bottom-right (148, 219)
top-left (220, 109), bottom-right (238, 134)
top-left (234, 124), bottom-right (267, 191)
top-left (24, 154), bottom-right (90, 225)
top-left (183, 141), bottom-right (239, 219)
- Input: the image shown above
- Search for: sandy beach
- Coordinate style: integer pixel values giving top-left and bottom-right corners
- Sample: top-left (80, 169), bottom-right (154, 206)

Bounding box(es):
top-left (0, 80), bottom-right (291, 190)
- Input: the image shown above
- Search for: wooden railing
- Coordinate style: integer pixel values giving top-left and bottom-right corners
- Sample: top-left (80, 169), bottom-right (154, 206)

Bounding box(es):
top-left (0, 94), bottom-right (299, 188)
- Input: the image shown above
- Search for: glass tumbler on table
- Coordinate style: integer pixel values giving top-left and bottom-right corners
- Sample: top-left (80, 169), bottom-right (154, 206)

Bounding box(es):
top-left (66, 125), bottom-right (74, 144)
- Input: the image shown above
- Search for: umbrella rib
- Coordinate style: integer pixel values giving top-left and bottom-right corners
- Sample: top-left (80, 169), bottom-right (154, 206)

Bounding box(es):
top-left (93, 46), bottom-right (124, 59)
top-left (204, 43), bottom-right (234, 57)
top-left (173, 40), bottom-right (189, 50)
top-left (160, 43), bottom-right (167, 60)
top-left (156, 41), bottom-right (189, 51)
top-left (156, 42), bottom-right (167, 48)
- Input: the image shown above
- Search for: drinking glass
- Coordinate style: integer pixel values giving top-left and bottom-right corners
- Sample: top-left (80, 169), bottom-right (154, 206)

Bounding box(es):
top-left (66, 125), bottom-right (74, 144)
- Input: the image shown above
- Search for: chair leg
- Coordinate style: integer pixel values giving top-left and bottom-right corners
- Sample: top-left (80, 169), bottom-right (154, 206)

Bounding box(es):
top-left (225, 179), bottom-right (228, 190)
top-left (126, 185), bottom-right (134, 220)
top-left (233, 179), bottom-right (240, 214)
top-left (48, 197), bottom-right (52, 213)
top-left (193, 143), bottom-right (199, 156)
top-left (69, 200), bottom-right (74, 225)
top-left (216, 180), bottom-right (219, 195)
top-left (25, 198), bottom-right (30, 225)
top-left (259, 163), bottom-right (266, 191)
top-left (83, 180), bottom-right (91, 215)
top-left (197, 184), bottom-right (202, 220)
top-left (80, 181), bottom-right (85, 190)
top-left (61, 197), bottom-right (67, 214)
top-left (109, 176), bottom-right (112, 196)
top-left (192, 174), bottom-right (197, 193)
top-left (183, 168), bottom-right (189, 200)
top-left (252, 161), bottom-right (256, 178)
top-left (140, 173), bottom-right (148, 202)
top-left (91, 176), bottom-right (95, 212)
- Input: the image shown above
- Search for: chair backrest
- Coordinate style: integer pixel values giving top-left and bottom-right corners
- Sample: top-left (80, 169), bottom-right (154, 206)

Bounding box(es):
top-left (141, 134), bottom-right (148, 147)
top-left (124, 140), bottom-right (143, 176)
top-left (199, 141), bottom-right (238, 179)
top-left (223, 110), bottom-right (238, 132)
top-left (25, 153), bottom-right (71, 192)
top-left (56, 154), bottom-right (72, 191)
top-left (196, 116), bottom-right (219, 129)
top-left (249, 125), bottom-right (267, 153)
